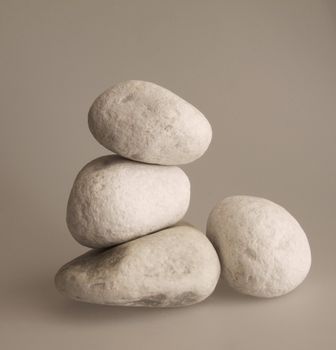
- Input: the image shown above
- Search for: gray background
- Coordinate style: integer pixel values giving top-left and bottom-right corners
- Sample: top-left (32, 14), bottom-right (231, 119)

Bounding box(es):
top-left (1, 0), bottom-right (335, 349)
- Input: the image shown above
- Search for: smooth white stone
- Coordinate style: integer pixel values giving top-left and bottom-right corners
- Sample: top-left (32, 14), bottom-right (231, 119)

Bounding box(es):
top-left (207, 196), bottom-right (311, 297)
top-left (88, 80), bottom-right (212, 165)
top-left (55, 225), bottom-right (221, 307)
top-left (66, 155), bottom-right (190, 248)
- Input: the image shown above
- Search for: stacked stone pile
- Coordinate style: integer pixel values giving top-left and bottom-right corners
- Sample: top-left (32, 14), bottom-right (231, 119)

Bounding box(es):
top-left (55, 80), bottom-right (311, 307)
top-left (55, 80), bottom-right (220, 307)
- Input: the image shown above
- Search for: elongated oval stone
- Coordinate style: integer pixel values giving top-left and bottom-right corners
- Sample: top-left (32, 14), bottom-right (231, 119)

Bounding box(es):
top-left (88, 80), bottom-right (212, 165)
top-left (55, 225), bottom-right (221, 307)
top-left (66, 155), bottom-right (190, 248)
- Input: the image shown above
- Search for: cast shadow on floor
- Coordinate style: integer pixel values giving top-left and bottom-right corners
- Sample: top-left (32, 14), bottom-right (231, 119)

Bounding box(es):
top-left (9, 270), bottom-right (261, 324)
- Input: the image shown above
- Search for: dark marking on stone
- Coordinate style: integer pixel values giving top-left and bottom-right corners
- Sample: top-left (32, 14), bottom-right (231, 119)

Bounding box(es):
top-left (183, 265), bottom-right (192, 274)
top-left (164, 124), bottom-right (173, 132)
top-left (136, 293), bottom-right (167, 307)
top-left (135, 291), bottom-right (200, 307)
top-left (247, 275), bottom-right (255, 283)
top-left (121, 93), bottom-right (134, 103)
top-left (85, 246), bottom-right (127, 280)
top-left (145, 104), bottom-right (154, 112)
top-left (171, 291), bottom-right (199, 306)
top-left (104, 246), bottom-right (127, 266)
top-left (130, 152), bottom-right (141, 160)
top-left (70, 274), bottom-right (77, 282)
top-left (91, 282), bottom-right (106, 288)
top-left (245, 247), bottom-right (257, 260)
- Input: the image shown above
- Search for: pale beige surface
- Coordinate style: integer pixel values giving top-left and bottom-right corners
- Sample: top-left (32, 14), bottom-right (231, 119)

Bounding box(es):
top-left (0, 0), bottom-right (335, 349)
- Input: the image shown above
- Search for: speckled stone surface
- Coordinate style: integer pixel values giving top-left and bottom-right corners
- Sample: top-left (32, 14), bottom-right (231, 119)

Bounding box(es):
top-left (66, 155), bottom-right (190, 248)
top-left (88, 80), bottom-right (212, 165)
top-left (207, 196), bottom-right (311, 298)
top-left (55, 225), bottom-right (221, 307)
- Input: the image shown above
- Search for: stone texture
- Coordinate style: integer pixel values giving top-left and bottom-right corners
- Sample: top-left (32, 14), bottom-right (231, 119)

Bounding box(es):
top-left (88, 80), bottom-right (212, 165)
top-left (55, 225), bottom-right (221, 307)
top-left (66, 155), bottom-right (190, 248)
top-left (207, 196), bottom-right (311, 298)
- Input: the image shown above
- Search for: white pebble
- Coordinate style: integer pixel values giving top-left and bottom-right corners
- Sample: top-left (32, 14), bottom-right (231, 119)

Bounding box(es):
top-left (88, 80), bottom-right (212, 165)
top-left (55, 224), bottom-right (220, 307)
top-left (207, 196), bottom-right (311, 297)
top-left (67, 155), bottom-right (190, 248)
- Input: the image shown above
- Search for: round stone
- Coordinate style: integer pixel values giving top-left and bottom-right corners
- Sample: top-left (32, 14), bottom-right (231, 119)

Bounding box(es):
top-left (88, 80), bottom-right (212, 165)
top-left (66, 155), bottom-right (190, 248)
top-left (55, 224), bottom-right (221, 307)
top-left (206, 196), bottom-right (311, 297)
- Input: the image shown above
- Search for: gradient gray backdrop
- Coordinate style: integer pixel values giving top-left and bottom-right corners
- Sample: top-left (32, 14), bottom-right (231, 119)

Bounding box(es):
top-left (1, 1), bottom-right (335, 349)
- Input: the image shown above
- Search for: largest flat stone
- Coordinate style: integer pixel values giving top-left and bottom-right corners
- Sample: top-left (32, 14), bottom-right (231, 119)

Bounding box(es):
top-left (88, 80), bottom-right (212, 165)
top-left (55, 225), bottom-right (220, 307)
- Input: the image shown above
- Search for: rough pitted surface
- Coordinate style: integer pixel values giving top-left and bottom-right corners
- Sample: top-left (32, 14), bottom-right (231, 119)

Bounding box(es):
top-left (55, 225), bottom-right (221, 307)
top-left (207, 196), bottom-right (311, 298)
top-left (66, 155), bottom-right (190, 248)
top-left (88, 80), bottom-right (212, 165)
